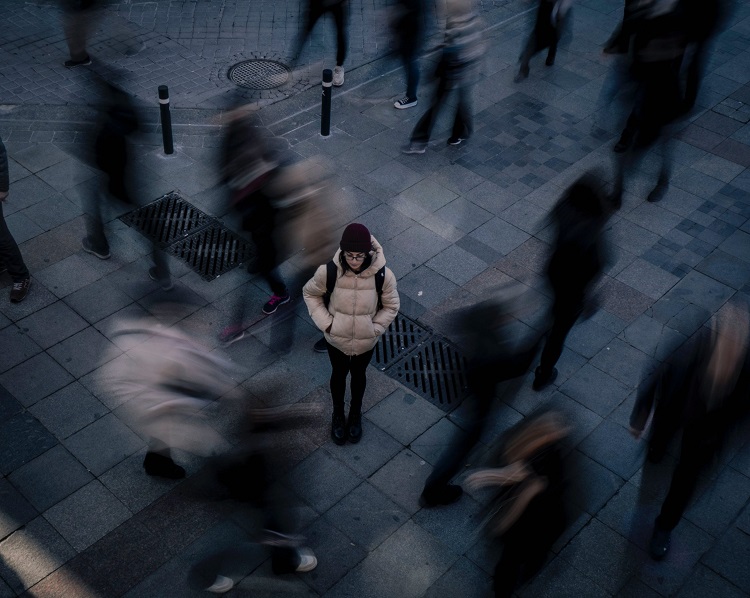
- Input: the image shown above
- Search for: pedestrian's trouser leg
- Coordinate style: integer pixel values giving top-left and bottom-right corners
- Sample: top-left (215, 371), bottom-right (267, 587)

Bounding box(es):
top-left (452, 85), bottom-right (473, 140)
top-left (539, 302), bottom-right (580, 376)
top-left (410, 76), bottom-right (449, 143)
top-left (348, 348), bottom-right (374, 413)
top-left (327, 343), bottom-right (351, 417)
top-left (0, 201), bottom-right (29, 281)
top-left (84, 190), bottom-right (110, 253)
top-left (331, 1), bottom-right (348, 66)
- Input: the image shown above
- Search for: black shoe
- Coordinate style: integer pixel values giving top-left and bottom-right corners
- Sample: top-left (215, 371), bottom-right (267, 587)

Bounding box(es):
top-left (532, 366), bottom-right (558, 391)
top-left (647, 182), bottom-right (668, 203)
top-left (649, 525), bottom-right (671, 560)
top-left (262, 293), bottom-right (290, 314)
top-left (143, 452), bottom-right (186, 479)
top-left (10, 278), bottom-right (31, 303)
top-left (64, 55), bottom-right (92, 68)
top-left (346, 412), bottom-right (362, 443)
top-left (514, 65), bottom-right (529, 83)
top-left (545, 55), bottom-right (555, 66)
top-left (81, 237), bottom-right (111, 260)
top-left (420, 484), bottom-right (463, 507)
top-left (314, 337), bottom-right (328, 353)
top-left (331, 414), bottom-right (347, 445)
top-left (148, 267), bottom-right (174, 291)
top-left (613, 139), bottom-right (630, 153)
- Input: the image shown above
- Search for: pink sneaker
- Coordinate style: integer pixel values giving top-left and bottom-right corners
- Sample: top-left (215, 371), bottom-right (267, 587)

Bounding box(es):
top-left (262, 294), bottom-right (290, 315)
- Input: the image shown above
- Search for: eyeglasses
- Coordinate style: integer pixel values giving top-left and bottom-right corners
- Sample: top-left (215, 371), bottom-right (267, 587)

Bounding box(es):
top-left (344, 252), bottom-right (367, 262)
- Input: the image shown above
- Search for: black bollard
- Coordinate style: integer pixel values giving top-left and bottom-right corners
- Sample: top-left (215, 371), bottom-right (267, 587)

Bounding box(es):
top-left (321, 69), bottom-right (332, 137)
top-left (158, 85), bottom-right (174, 155)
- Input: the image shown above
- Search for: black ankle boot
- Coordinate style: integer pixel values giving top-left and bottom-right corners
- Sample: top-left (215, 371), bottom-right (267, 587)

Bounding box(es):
top-left (143, 451), bottom-right (186, 479)
top-left (346, 412), bottom-right (362, 444)
top-left (331, 414), bottom-right (347, 445)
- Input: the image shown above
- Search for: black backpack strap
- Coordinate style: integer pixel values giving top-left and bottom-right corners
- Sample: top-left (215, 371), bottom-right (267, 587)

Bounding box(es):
top-left (323, 260), bottom-right (337, 307)
top-left (375, 266), bottom-right (386, 310)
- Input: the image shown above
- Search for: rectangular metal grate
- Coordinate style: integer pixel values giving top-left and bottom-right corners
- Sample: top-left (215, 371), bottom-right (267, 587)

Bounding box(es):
top-left (166, 223), bottom-right (254, 281)
top-left (121, 192), bottom-right (211, 247)
top-left (389, 338), bottom-right (470, 411)
top-left (373, 313), bottom-right (431, 370)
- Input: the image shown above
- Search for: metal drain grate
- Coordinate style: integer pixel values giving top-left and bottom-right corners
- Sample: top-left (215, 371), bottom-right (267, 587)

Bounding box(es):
top-left (373, 313), bottom-right (431, 370)
top-left (228, 59), bottom-right (290, 90)
top-left (121, 192), bottom-right (211, 247)
top-left (390, 338), bottom-right (470, 411)
top-left (167, 223), bottom-right (253, 281)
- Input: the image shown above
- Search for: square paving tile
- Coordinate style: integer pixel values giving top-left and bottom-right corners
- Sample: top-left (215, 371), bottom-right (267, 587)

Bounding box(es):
top-left (367, 160), bottom-right (423, 195)
top-left (0, 516), bottom-right (75, 594)
top-left (620, 313), bottom-right (687, 361)
top-left (63, 413), bottom-right (143, 476)
top-left (425, 556), bottom-right (493, 598)
top-left (0, 477), bottom-right (38, 540)
top-left (590, 338), bottom-right (658, 388)
top-left (325, 481), bottom-right (408, 552)
top-left (663, 269), bottom-right (734, 312)
top-left (44, 480), bottom-right (131, 552)
top-left (369, 448), bottom-right (433, 515)
top-left (35, 254), bottom-right (103, 299)
top-left (48, 326), bottom-right (122, 378)
top-left (559, 363), bottom-right (631, 417)
top-left (390, 223), bottom-right (452, 265)
top-left (0, 325), bottom-right (42, 374)
top-left (11, 144), bottom-right (70, 173)
top-left (17, 300), bottom-right (88, 350)
top-left (283, 447), bottom-right (361, 514)
top-left (396, 265), bottom-right (461, 309)
top-left (366, 390), bottom-right (445, 446)
top-left (8, 445), bottom-right (93, 511)
top-left (469, 217), bottom-right (530, 256)
top-left (28, 381), bottom-right (108, 440)
top-left (698, 527), bottom-right (750, 594)
top-left (326, 421), bottom-right (402, 478)
top-left (0, 412), bottom-right (58, 476)
top-left (63, 277), bottom-right (135, 324)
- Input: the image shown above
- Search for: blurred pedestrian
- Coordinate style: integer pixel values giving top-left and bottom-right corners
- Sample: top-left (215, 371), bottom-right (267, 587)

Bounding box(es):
top-left (681, 0), bottom-right (726, 113)
top-left (196, 403), bottom-right (320, 593)
top-left (291, 0), bottom-right (350, 86)
top-left (610, 0), bottom-right (688, 206)
top-left (0, 139), bottom-right (31, 303)
top-left (60, 0), bottom-right (99, 68)
top-left (402, 0), bottom-right (484, 153)
top-left (630, 302), bottom-right (750, 560)
top-left (81, 81), bottom-right (173, 290)
top-left (514, 0), bottom-right (572, 82)
top-left (421, 288), bottom-right (543, 506)
top-left (466, 409), bottom-right (571, 597)
top-left (391, 0), bottom-right (426, 109)
top-left (533, 174), bottom-right (612, 390)
top-left (602, 0), bottom-right (640, 55)
top-left (221, 112), bottom-right (290, 324)
top-left (303, 223), bottom-right (399, 445)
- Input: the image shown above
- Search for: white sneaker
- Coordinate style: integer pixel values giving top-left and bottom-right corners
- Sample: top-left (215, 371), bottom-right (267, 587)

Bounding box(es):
top-left (206, 575), bottom-right (234, 593)
top-left (332, 65), bottom-right (344, 86)
top-left (394, 96), bottom-right (418, 109)
top-left (401, 142), bottom-right (426, 154)
top-left (295, 547), bottom-right (318, 572)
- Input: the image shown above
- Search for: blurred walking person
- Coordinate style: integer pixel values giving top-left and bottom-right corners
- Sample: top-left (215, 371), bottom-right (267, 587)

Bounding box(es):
top-left (291, 0), bottom-right (350, 86)
top-left (514, 0), bottom-right (572, 82)
top-left (681, 0), bottom-right (726, 114)
top-left (60, 0), bottom-right (98, 67)
top-left (391, 0), bottom-right (426, 109)
top-left (466, 409), bottom-right (572, 597)
top-left (81, 81), bottom-right (172, 290)
top-left (610, 0), bottom-right (688, 206)
top-left (303, 224), bottom-right (399, 445)
top-left (420, 288), bottom-right (543, 506)
top-left (0, 139), bottom-right (31, 303)
top-left (532, 174), bottom-right (612, 390)
top-left (402, 0), bottom-right (484, 153)
top-left (630, 301), bottom-right (750, 560)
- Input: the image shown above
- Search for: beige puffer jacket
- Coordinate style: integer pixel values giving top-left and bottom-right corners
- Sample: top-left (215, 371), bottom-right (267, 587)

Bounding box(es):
top-left (303, 236), bottom-right (399, 356)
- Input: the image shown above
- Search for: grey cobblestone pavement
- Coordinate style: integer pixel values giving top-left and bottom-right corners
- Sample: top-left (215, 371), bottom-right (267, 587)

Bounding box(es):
top-left (1, 0), bottom-right (750, 596)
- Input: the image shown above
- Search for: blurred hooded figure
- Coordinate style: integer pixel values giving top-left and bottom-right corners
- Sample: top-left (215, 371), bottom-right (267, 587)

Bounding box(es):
top-left (532, 174), bottom-right (612, 390)
top-left (420, 286), bottom-right (544, 506)
top-left (402, 0), bottom-right (484, 153)
top-left (610, 0), bottom-right (688, 207)
top-left (391, 0), bottom-right (426, 109)
top-left (630, 301), bottom-right (750, 560)
top-left (466, 409), bottom-right (572, 597)
top-left (109, 319), bottom-right (239, 479)
top-left (514, 0), bottom-right (573, 82)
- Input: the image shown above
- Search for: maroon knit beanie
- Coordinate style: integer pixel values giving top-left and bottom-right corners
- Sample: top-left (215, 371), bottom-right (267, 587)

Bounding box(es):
top-left (340, 223), bottom-right (372, 253)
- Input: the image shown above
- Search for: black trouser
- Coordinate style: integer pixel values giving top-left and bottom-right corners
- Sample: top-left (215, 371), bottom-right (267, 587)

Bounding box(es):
top-left (538, 298), bottom-right (582, 377)
top-left (0, 201), bottom-right (29, 282)
top-left (399, 36), bottom-right (421, 99)
top-left (655, 423), bottom-right (717, 531)
top-left (249, 229), bottom-right (287, 297)
top-left (327, 342), bottom-right (374, 417)
top-left (410, 76), bottom-right (472, 144)
top-left (293, 0), bottom-right (348, 66)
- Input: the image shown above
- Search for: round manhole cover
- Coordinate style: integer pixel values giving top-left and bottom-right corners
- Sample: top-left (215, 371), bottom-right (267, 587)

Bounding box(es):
top-left (228, 59), bottom-right (290, 90)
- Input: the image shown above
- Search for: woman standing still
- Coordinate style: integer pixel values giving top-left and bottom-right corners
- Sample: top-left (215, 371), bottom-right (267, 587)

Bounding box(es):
top-left (303, 224), bottom-right (399, 445)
